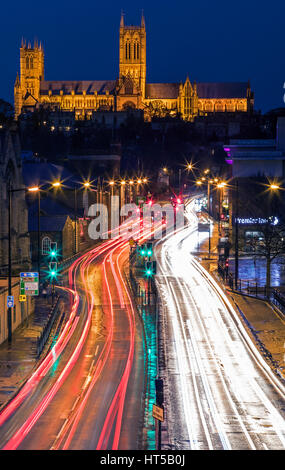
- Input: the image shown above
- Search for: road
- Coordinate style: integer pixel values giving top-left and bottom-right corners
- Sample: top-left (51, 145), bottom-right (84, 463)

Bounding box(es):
top-left (0, 218), bottom-right (149, 450)
top-left (154, 198), bottom-right (285, 450)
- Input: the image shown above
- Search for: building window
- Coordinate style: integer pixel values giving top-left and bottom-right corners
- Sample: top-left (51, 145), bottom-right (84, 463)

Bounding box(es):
top-left (125, 41), bottom-right (131, 60)
top-left (42, 236), bottom-right (52, 255)
top-left (13, 306), bottom-right (16, 324)
top-left (26, 57), bottom-right (29, 69)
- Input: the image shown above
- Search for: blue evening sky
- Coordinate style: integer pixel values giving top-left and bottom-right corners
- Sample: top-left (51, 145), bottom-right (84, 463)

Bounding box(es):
top-left (0, 0), bottom-right (284, 112)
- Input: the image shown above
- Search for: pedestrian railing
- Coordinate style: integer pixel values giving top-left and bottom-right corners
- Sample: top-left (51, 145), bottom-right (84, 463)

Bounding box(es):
top-left (36, 295), bottom-right (60, 356)
top-left (234, 279), bottom-right (267, 298)
top-left (272, 289), bottom-right (285, 317)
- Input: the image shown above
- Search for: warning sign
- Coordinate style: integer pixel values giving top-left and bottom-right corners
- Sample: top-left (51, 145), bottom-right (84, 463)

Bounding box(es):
top-left (152, 404), bottom-right (164, 422)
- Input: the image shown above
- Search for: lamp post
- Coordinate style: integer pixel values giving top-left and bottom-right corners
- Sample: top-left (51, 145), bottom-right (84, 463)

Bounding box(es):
top-left (52, 180), bottom-right (91, 255)
top-left (74, 187), bottom-right (77, 254)
top-left (7, 181), bottom-right (12, 343)
top-left (120, 180), bottom-right (126, 223)
top-left (129, 179), bottom-right (134, 203)
top-left (7, 184), bottom-right (40, 342)
top-left (37, 189), bottom-right (41, 277)
top-left (234, 179), bottom-right (239, 290)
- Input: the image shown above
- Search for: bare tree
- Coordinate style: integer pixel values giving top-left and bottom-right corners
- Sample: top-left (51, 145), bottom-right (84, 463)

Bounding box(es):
top-left (249, 218), bottom-right (285, 297)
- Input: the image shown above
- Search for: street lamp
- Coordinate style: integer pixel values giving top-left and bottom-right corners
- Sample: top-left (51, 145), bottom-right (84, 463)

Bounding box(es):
top-left (7, 184), bottom-right (40, 342)
top-left (269, 184), bottom-right (280, 190)
top-left (128, 180), bottom-right (134, 203)
top-left (51, 180), bottom-right (92, 254)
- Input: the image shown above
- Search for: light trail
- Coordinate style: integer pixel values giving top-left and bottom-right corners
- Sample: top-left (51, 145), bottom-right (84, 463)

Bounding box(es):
top-left (1, 212), bottom-right (164, 450)
top-left (154, 197), bottom-right (285, 450)
top-left (52, 221), bottom-right (163, 450)
top-left (1, 235), bottom-right (128, 450)
top-left (57, 223), bottom-right (162, 449)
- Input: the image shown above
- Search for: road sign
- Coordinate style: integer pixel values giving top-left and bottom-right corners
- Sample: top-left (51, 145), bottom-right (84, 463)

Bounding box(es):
top-left (198, 222), bottom-right (210, 232)
top-left (19, 295), bottom-right (27, 302)
top-left (20, 272), bottom-right (39, 296)
top-left (152, 404), bottom-right (164, 422)
top-left (7, 296), bottom-right (14, 308)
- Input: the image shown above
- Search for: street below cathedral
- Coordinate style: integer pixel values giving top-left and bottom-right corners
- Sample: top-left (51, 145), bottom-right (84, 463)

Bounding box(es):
top-left (0, 219), bottom-right (148, 450)
top-left (1, 0), bottom-right (285, 459)
top-left (154, 199), bottom-right (285, 450)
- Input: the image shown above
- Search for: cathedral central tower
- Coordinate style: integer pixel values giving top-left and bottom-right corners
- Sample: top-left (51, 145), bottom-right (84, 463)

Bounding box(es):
top-left (119, 12), bottom-right (146, 99)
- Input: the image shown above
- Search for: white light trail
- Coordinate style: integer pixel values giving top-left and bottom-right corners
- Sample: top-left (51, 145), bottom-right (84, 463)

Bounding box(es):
top-left (154, 197), bottom-right (285, 450)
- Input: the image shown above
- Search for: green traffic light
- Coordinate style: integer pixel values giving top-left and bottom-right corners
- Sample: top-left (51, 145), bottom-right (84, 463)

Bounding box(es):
top-left (145, 268), bottom-right (153, 277)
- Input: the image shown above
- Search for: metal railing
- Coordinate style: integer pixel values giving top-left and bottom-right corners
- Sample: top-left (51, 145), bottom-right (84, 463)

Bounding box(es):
top-left (272, 289), bottom-right (285, 317)
top-left (36, 295), bottom-right (60, 356)
top-left (228, 277), bottom-right (268, 298)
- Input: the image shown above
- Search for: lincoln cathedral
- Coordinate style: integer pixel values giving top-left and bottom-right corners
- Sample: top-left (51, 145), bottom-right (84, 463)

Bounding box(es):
top-left (14, 13), bottom-right (254, 121)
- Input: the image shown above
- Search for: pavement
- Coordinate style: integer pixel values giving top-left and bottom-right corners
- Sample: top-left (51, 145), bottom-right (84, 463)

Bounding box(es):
top-left (199, 218), bottom-right (285, 379)
top-left (0, 293), bottom-right (66, 410)
top-left (128, 267), bottom-right (158, 450)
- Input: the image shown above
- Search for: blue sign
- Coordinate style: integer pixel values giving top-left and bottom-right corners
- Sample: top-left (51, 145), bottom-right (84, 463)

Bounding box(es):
top-left (7, 295), bottom-right (14, 308)
top-left (20, 272), bottom-right (38, 278)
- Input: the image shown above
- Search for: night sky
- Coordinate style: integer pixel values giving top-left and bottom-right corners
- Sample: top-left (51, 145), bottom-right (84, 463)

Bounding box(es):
top-left (1, 0), bottom-right (284, 113)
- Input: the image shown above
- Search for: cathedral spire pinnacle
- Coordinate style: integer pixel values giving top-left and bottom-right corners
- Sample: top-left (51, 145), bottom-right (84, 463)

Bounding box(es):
top-left (141, 9), bottom-right (145, 28)
top-left (120, 10), bottom-right (124, 27)
top-left (15, 72), bottom-right (20, 88)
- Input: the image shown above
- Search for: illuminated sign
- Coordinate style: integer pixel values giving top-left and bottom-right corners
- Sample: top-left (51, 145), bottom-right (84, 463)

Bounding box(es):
top-left (20, 272), bottom-right (39, 296)
top-left (235, 217), bottom-right (279, 225)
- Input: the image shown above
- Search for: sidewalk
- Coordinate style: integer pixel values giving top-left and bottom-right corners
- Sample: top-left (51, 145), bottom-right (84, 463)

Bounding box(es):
top-left (0, 294), bottom-right (65, 410)
top-left (199, 220), bottom-right (285, 378)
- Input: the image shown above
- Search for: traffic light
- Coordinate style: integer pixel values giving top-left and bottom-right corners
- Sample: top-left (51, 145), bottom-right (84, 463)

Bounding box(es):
top-left (48, 242), bottom-right (58, 259)
top-left (139, 244), bottom-right (146, 257)
top-left (146, 243), bottom-right (153, 258)
top-left (144, 260), bottom-right (156, 277)
top-left (49, 261), bottom-right (58, 279)
top-left (144, 261), bottom-right (153, 277)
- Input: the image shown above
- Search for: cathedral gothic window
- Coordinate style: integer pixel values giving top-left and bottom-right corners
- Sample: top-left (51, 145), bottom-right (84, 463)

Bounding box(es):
top-left (25, 56), bottom-right (33, 69)
top-left (125, 41), bottom-right (131, 60)
top-left (133, 42), bottom-right (139, 60)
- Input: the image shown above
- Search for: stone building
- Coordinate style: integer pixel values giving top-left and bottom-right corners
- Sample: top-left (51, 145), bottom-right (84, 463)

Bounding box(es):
top-left (14, 13), bottom-right (254, 122)
top-left (0, 126), bottom-right (30, 275)
top-left (29, 214), bottom-right (75, 268)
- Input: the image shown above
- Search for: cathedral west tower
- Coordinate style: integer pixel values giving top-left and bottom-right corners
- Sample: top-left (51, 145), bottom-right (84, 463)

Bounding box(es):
top-left (117, 12), bottom-right (146, 109)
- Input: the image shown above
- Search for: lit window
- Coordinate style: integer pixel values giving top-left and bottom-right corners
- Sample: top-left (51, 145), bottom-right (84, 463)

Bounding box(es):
top-left (42, 236), bottom-right (52, 254)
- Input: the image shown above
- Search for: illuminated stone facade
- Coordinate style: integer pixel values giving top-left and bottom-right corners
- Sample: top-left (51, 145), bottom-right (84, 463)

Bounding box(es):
top-left (14, 14), bottom-right (254, 121)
